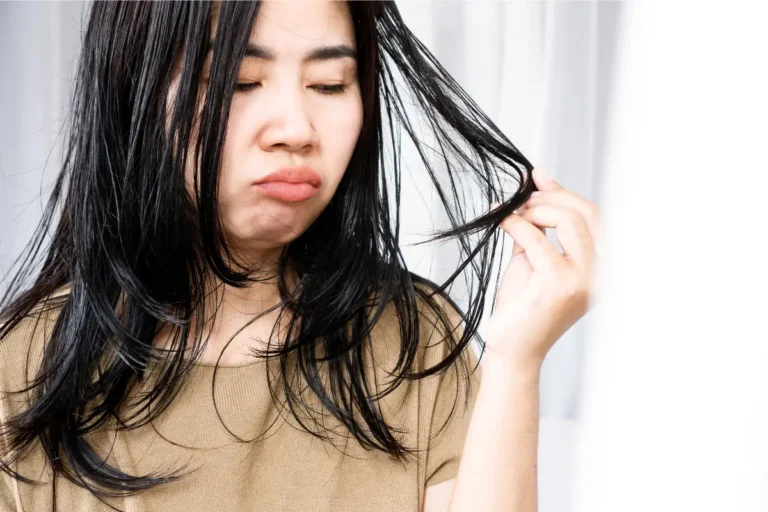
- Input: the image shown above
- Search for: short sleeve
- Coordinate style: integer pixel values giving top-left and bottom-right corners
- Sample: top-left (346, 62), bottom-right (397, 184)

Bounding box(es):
top-left (424, 343), bottom-right (483, 487)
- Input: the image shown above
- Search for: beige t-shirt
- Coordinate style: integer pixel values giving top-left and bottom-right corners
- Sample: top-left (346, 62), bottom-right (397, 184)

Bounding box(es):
top-left (0, 287), bottom-right (482, 512)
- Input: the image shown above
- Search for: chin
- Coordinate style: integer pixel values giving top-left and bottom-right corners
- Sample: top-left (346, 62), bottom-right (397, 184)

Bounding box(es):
top-left (229, 212), bottom-right (308, 249)
top-left (223, 197), bottom-right (329, 250)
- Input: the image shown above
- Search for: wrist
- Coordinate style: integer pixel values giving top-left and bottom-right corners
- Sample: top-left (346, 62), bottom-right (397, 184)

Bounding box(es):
top-left (482, 345), bottom-right (543, 382)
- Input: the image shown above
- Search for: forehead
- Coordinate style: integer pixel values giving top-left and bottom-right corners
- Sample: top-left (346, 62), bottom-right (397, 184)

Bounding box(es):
top-left (212, 0), bottom-right (356, 53)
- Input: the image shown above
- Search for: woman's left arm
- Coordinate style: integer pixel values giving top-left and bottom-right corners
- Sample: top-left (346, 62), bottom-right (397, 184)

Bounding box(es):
top-left (424, 167), bottom-right (602, 512)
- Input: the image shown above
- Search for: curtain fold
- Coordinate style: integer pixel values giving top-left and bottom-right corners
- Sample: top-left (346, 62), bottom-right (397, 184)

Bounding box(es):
top-left (0, 1), bottom-right (85, 292)
top-left (398, 1), bottom-right (623, 419)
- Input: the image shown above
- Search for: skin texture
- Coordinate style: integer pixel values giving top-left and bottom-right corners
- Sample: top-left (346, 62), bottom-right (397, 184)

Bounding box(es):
top-left (200, 0), bottom-right (363, 259)
top-left (157, 0), bottom-right (363, 366)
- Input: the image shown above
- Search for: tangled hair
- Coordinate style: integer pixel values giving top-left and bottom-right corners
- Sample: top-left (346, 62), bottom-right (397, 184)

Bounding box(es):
top-left (0, 1), bottom-right (535, 507)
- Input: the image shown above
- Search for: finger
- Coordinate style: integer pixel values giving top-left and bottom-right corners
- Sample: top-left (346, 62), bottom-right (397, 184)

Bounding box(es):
top-left (511, 223), bottom-right (546, 257)
top-left (509, 203), bottom-right (545, 257)
top-left (518, 204), bottom-right (596, 275)
top-left (523, 190), bottom-right (600, 245)
top-left (499, 213), bottom-right (565, 274)
top-left (512, 232), bottom-right (526, 257)
top-left (532, 167), bottom-right (563, 192)
top-left (488, 201), bottom-right (542, 257)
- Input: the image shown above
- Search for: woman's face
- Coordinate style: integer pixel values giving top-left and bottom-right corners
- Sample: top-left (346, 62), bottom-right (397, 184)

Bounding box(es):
top-left (190, 0), bottom-right (363, 258)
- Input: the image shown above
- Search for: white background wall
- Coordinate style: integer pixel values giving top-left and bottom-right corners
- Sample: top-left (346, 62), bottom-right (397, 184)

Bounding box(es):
top-left (574, 1), bottom-right (768, 510)
top-left (396, 1), bottom-right (622, 422)
top-left (0, 1), bottom-right (85, 290)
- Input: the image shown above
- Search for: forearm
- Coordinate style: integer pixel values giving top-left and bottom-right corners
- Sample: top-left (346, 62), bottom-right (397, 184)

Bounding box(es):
top-left (448, 352), bottom-right (541, 512)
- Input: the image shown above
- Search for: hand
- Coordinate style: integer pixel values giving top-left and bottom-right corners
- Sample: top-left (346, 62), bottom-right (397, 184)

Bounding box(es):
top-left (484, 167), bottom-right (601, 371)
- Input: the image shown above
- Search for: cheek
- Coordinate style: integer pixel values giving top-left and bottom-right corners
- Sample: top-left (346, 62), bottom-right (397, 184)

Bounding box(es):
top-left (182, 132), bottom-right (237, 215)
top-left (209, 108), bottom-right (247, 200)
top-left (213, 141), bottom-right (240, 215)
top-left (322, 96), bottom-right (363, 173)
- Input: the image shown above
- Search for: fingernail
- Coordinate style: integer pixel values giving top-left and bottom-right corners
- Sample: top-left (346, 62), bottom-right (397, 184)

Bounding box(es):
top-left (534, 167), bottom-right (551, 181)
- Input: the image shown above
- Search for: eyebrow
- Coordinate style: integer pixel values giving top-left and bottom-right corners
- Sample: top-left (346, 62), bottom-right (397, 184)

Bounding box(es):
top-left (208, 41), bottom-right (357, 64)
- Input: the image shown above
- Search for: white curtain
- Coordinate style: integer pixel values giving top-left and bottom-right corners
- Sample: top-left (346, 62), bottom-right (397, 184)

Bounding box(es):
top-left (397, 1), bottom-right (623, 420)
top-left (574, 1), bottom-right (768, 510)
top-left (0, 1), bottom-right (86, 290)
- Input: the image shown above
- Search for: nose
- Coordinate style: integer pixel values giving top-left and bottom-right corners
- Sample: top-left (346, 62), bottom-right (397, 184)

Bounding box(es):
top-left (259, 88), bottom-right (316, 154)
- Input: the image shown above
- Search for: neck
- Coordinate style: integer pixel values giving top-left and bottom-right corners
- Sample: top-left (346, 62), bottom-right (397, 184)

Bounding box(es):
top-left (158, 250), bottom-right (301, 366)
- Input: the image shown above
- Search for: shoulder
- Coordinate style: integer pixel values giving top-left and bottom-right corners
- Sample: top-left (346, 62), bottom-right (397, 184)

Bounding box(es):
top-left (410, 274), bottom-right (482, 374)
top-left (368, 276), bottom-right (483, 485)
top-left (365, 273), bottom-right (483, 395)
top-left (366, 275), bottom-right (454, 345)
top-left (408, 275), bottom-right (484, 418)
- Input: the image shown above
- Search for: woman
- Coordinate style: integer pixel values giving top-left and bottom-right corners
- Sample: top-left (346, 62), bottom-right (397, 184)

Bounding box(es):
top-left (0, 1), bottom-right (600, 511)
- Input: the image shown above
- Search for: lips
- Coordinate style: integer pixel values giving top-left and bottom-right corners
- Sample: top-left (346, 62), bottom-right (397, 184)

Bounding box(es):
top-left (252, 165), bottom-right (322, 202)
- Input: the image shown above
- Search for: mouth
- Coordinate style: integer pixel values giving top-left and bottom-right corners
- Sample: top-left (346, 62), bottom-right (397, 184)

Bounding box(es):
top-left (252, 165), bottom-right (322, 202)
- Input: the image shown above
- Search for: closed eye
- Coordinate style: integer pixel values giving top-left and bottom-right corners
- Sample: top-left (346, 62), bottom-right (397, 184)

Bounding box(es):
top-left (235, 82), bottom-right (261, 92)
top-left (233, 83), bottom-right (347, 95)
top-left (311, 84), bottom-right (346, 95)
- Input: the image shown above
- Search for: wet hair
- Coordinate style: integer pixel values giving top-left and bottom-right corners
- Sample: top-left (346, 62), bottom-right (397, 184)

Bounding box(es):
top-left (0, 0), bottom-right (535, 507)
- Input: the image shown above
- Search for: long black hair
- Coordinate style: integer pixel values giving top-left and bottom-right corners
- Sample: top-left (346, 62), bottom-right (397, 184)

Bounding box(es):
top-left (0, 0), bottom-right (535, 506)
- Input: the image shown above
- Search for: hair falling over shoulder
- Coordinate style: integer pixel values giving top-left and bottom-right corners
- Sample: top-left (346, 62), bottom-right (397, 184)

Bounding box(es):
top-left (0, 1), bottom-right (535, 506)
